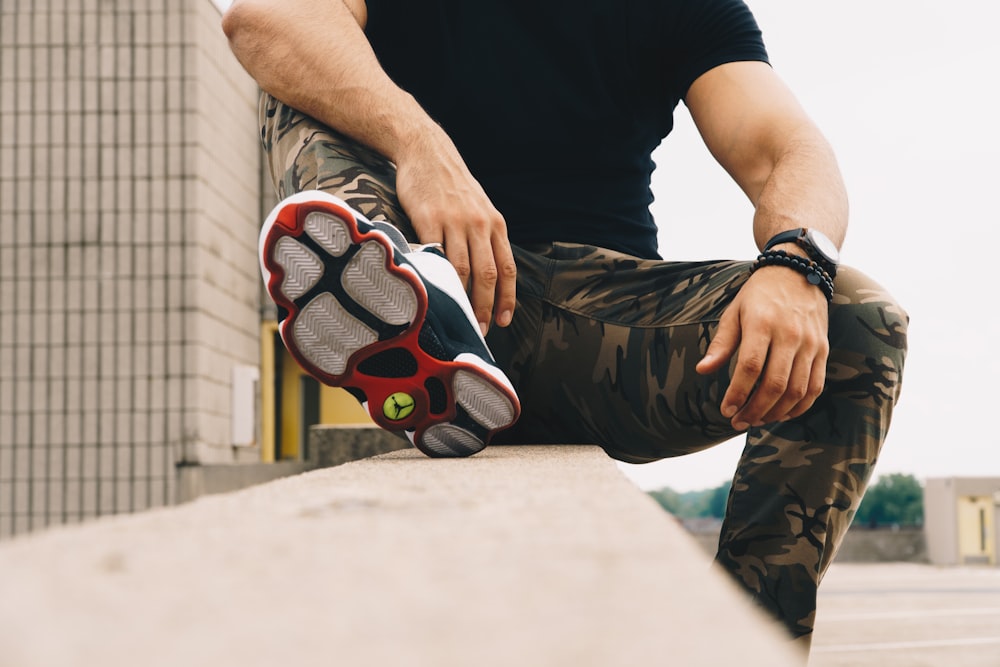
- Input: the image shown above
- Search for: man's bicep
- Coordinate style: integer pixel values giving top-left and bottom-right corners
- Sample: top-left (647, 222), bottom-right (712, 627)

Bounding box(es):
top-left (685, 61), bottom-right (817, 205)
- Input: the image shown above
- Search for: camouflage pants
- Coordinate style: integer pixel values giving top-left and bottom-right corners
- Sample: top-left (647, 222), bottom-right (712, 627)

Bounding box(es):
top-left (260, 93), bottom-right (909, 644)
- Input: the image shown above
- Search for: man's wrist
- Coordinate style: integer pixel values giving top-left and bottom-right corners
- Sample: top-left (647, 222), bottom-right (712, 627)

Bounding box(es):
top-left (750, 249), bottom-right (835, 301)
top-left (390, 106), bottom-right (457, 161)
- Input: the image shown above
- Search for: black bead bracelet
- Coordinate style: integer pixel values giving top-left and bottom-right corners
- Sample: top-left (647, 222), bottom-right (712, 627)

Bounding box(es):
top-left (750, 249), bottom-right (835, 301)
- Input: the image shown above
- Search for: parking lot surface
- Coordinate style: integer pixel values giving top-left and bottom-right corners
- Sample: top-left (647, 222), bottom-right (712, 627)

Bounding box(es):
top-left (810, 563), bottom-right (1000, 667)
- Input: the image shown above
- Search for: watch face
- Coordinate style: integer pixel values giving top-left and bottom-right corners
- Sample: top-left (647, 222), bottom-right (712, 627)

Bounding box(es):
top-left (806, 229), bottom-right (840, 264)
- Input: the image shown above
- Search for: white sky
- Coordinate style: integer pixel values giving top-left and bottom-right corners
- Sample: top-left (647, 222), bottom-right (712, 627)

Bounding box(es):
top-left (620, 0), bottom-right (1000, 490)
top-left (214, 0), bottom-right (1000, 491)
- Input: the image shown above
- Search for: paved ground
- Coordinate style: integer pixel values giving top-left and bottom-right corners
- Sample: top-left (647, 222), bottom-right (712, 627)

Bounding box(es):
top-left (810, 563), bottom-right (1000, 667)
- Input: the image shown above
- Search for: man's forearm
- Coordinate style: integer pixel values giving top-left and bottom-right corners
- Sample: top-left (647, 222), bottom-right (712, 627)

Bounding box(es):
top-left (751, 128), bottom-right (848, 253)
top-left (686, 61), bottom-right (848, 253)
top-left (222, 0), bottom-right (440, 165)
top-left (223, 0), bottom-right (519, 331)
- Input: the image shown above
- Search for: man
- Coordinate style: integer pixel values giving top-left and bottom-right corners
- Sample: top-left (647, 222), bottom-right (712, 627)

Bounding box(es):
top-left (223, 0), bottom-right (908, 648)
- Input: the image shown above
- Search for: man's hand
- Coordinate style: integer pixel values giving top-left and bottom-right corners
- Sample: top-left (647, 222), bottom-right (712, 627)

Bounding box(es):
top-left (696, 266), bottom-right (829, 430)
top-left (394, 129), bottom-right (517, 336)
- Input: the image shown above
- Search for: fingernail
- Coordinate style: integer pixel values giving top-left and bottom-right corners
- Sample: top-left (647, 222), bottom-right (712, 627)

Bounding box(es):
top-left (479, 322), bottom-right (489, 336)
top-left (721, 404), bottom-right (736, 418)
top-left (733, 421), bottom-right (749, 431)
top-left (498, 310), bottom-right (512, 327)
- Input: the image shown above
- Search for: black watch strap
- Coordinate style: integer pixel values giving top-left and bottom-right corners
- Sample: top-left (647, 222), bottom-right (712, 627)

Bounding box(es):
top-left (764, 229), bottom-right (806, 252)
top-left (763, 228), bottom-right (839, 277)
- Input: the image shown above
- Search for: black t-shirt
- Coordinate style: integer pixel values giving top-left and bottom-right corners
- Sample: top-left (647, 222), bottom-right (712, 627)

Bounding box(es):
top-left (365, 0), bottom-right (769, 259)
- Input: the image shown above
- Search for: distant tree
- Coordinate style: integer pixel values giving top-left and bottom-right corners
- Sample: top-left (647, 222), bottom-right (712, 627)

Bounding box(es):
top-left (648, 487), bottom-right (684, 516)
top-left (649, 480), bottom-right (732, 519)
top-left (652, 475), bottom-right (924, 528)
top-left (707, 481), bottom-right (732, 518)
top-left (854, 473), bottom-right (923, 528)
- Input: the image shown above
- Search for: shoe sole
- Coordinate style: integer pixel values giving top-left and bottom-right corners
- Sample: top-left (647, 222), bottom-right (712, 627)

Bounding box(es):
top-left (259, 192), bottom-right (518, 457)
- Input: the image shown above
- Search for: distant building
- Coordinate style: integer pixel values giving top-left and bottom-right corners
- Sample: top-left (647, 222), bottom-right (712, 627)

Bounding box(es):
top-left (924, 478), bottom-right (1000, 566)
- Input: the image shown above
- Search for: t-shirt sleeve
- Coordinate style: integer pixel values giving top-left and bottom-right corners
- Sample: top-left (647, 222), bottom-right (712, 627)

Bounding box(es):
top-left (660, 0), bottom-right (770, 102)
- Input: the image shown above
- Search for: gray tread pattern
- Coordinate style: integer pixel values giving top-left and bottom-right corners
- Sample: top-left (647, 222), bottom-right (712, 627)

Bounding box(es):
top-left (274, 237), bottom-right (322, 300)
top-left (292, 293), bottom-right (377, 377)
top-left (343, 242), bottom-right (417, 326)
top-left (304, 211), bottom-right (351, 257)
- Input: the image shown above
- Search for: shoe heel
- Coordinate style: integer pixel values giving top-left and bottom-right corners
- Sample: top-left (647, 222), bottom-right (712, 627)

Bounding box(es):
top-left (454, 369), bottom-right (517, 431)
top-left (419, 424), bottom-right (487, 458)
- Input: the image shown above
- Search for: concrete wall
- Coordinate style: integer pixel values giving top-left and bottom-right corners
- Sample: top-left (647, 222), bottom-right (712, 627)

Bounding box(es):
top-left (185, 0), bottom-right (264, 464)
top-left (0, 0), bottom-right (262, 538)
top-left (829, 527), bottom-right (928, 563)
top-left (685, 522), bottom-right (929, 563)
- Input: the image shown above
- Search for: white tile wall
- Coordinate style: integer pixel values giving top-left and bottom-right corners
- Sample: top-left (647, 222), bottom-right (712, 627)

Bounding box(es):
top-left (0, 0), bottom-right (262, 538)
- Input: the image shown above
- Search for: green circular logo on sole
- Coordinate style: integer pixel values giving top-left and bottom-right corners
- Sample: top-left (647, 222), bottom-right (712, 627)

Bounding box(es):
top-left (383, 392), bottom-right (416, 421)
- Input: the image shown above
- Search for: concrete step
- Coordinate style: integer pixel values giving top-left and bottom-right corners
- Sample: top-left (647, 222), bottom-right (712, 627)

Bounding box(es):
top-left (0, 445), bottom-right (802, 666)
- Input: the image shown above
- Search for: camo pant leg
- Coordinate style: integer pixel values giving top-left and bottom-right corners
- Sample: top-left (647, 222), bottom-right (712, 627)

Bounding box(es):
top-left (714, 267), bottom-right (908, 644)
top-left (487, 247), bottom-right (752, 455)
top-left (486, 244), bottom-right (908, 645)
top-left (258, 92), bottom-right (416, 238)
top-left (258, 97), bottom-right (910, 642)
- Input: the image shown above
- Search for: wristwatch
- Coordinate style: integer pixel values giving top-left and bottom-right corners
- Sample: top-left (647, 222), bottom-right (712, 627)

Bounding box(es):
top-left (764, 228), bottom-right (840, 276)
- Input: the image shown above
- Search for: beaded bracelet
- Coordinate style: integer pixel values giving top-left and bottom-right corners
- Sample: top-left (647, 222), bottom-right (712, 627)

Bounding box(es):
top-left (750, 249), bottom-right (835, 301)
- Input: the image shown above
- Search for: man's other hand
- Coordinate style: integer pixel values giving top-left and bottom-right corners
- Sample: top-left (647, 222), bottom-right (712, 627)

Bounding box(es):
top-left (696, 267), bottom-right (829, 430)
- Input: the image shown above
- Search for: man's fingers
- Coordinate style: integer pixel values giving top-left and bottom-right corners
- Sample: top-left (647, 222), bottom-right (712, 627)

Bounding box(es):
top-left (697, 309), bottom-right (740, 375)
top-left (443, 227), bottom-right (472, 290)
top-left (723, 335), bottom-right (769, 425)
top-left (780, 349), bottom-right (828, 421)
top-left (492, 233), bottom-right (517, 327)
top-left (750, 349), bottom-right (809, 426)
top-left (466, 229), bottom-right (499, 334)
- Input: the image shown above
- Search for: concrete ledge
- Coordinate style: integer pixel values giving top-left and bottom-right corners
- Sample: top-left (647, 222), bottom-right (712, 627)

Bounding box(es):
top-left (0, 446), bottom-right (801, 666)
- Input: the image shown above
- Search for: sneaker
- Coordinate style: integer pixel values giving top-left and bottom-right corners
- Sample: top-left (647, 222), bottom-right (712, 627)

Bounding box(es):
top-left (258, 190), bottom-right (520, 457)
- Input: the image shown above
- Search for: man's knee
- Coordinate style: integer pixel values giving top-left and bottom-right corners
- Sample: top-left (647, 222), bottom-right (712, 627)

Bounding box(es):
top-left (827, 265), bottom-right (908, 406)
